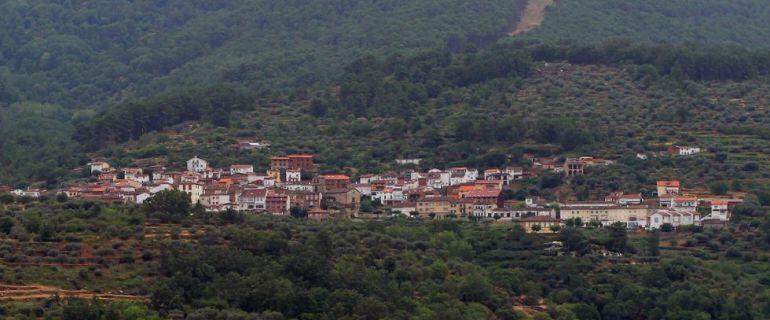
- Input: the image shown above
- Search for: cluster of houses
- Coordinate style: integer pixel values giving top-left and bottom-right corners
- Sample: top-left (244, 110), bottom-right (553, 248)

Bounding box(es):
top-left (637, 145), bottom-right (702, 160)
top-left (5, 152), bottom-right (738, 232)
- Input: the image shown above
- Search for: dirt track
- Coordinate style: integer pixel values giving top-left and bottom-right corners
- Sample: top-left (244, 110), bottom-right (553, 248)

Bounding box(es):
top-left (509, 0), bottom-right (554, 36)
top-left (0, 284), bottom-right (148, 302)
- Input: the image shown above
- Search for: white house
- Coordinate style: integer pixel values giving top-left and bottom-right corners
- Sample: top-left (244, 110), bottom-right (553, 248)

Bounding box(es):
top-left (648, 209), bottom-right (700, 229)
top-left (12, 189), bottom-right (42, 198)
top-left (124, 168), bottom-right (150, 184)
top-left (495, 207), bottom-right (556, 221)
top-left (187, 157), bottom-right (209, 173)
top-left (238, 189), bottom-right (266, 211)
top-left (352, 184), bottom-right (372, 196)
top-left (286, 169), bottom-right (302, 182)
top-left (123, 168), bottom-right (142, 179)
top-left (618, 194), bottom-right (643, 205)
top-left (149, 183), bottom-right (173, 194)
top-left (89, 161), bottom-right (112, 173)
top-left (283, 182), bottom-right (315, 192)
top-left (136, 192), bottom-right (153, 204)
top-left (391, 202), bottom-right (417, 216)
top-left (230, 164), bottom-right (254, 175)
top-left (449, 167), bottom-right (478, 185)
top-left (484, 169), bottom-right (502, 181)
top-left (678, 147), bottom-right (701, 156)
top-left (262, 177), bottom-right (276, 187)
top-left (177, 182), bottom-right (204, 204)
top-left (239, 141), bottom-right (270, 150)
top-left (373, 188), bottom-right (404, 205)
top-left (201, 189), bottom-right (231, 211)
top-left (707, 200), bottom-right (729, 221)
top-left (502, 167), bottom-right (524, 184)
top-left (672, 196), bottom-right (698, 209)
top-left (427, 170), bottom-right (450, 189)
top-left (180, 172), bottom-right (202, 184)
top-left (396, 158), bottom-right (422, 165)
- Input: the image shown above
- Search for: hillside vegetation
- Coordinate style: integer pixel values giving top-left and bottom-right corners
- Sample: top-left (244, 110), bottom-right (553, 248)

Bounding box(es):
top-left (0, 0), bottom-right (526, 108)
top-left (0, 199), bottom-right (768, 319)
top-left (74, 41), bottom-right (770, 204)
top-left (4, 40), bottom-right (770, 187)
top-left (524, 0), bottom-right (770, 47)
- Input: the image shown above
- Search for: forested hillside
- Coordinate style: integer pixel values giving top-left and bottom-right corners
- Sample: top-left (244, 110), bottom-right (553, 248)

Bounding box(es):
top-left (71, 41), bottom-right (770, 204)
top-left (524, 0), bottom-right (770, 47)
top-left (4, 40), bottom-right (770, 186)
top-left (3, 0), bottom-right (770, 186)
top-left (0, 0), bottom-right (526, 108)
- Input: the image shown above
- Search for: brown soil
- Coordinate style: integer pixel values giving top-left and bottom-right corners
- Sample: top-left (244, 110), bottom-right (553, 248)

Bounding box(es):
top-left (0, 284), bottom-right (147, 302)
top-left (512, 296), bottom-right (547, 316)
top-left (509, 0), bottom-right (554, 36)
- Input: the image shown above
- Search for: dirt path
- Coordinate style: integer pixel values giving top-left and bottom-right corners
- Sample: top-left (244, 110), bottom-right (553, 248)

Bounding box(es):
top-left (0, 284), bottom-right (148, 302)
top-left (509, 0), bottom-right (554, 36)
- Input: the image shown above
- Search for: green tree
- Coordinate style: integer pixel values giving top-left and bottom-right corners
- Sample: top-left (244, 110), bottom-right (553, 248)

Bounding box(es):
top-left (560, 227), bottom-right (589, 255)
top-left (710, 181), bottom-right (729, 195)
top-left (607, 222), bottom-right (628, 253)
top-left (646, 230), bottom-right (660, 256)
top-left (143, 190), bottom-right (191, 223)
top-left (0, 217), bottom-right (13, 234)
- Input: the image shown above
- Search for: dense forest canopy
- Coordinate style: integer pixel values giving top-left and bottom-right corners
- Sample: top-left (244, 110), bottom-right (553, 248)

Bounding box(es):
top-left (525, 0), bottom-right (770, 47)
top-left (0, 0), bottom-right (527, 108)
top-left (0, 103), bottom-right (83, 186)
top-left (74, 40), bottom-right (770, 152)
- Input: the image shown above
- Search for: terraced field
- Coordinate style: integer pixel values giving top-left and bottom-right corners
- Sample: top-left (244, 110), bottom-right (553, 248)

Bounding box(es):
top-left (0, 284), bottom-right (147, 302)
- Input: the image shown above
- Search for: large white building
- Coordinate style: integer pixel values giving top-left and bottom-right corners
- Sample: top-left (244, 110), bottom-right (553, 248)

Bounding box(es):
top-left (187, 157), bottom-right (209, 173)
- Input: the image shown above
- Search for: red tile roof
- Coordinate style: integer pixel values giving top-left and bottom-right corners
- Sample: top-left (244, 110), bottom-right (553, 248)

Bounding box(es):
top-left (657, 181), bottom-right (681, 187)
top-left (323, 175), bottom-right (350, 180)
top-left (465, 190), bottom-right (501, 198)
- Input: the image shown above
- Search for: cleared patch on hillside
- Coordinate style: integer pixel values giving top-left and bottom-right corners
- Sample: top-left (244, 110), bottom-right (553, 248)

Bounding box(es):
top-left (0, 284), bottom-right (147, 302)
top-left (509, 0), bottom-right (554, 36)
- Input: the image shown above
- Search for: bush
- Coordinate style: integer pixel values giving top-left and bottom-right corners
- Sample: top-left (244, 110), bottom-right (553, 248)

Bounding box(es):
top-left (725, 247), bottom-right (742, 258)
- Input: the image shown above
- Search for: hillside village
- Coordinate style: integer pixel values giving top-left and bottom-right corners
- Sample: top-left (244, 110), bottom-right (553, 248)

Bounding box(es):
top-left (4, 145), bottom-right (737, 233)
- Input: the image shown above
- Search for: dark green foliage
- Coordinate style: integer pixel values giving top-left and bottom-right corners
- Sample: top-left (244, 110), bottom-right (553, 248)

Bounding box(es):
top-left (607, 222), bottom-right (628, 253)
top-left (710, 181), bottom-right (729, 195)
top-left (289, 206), bottom-right (307, 219)
top-left (647, 231), bottom-right (660, 256)
top-left (560, 227), bottom-right (590, 255)
top-left (0, 0), bottom-right (528, 108)
top-left (142, 190), bottom-right (191, 223)
top-left (74, 85), bottom-right (252, 150)
top-left (221, 208), bottom-right (245, 224)
top-left (0, 103), bottom-right (81, 185)
top-left (528, 40), bottom-right (770, 81)
top-left (525, 0), bottom-right (770, 48)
